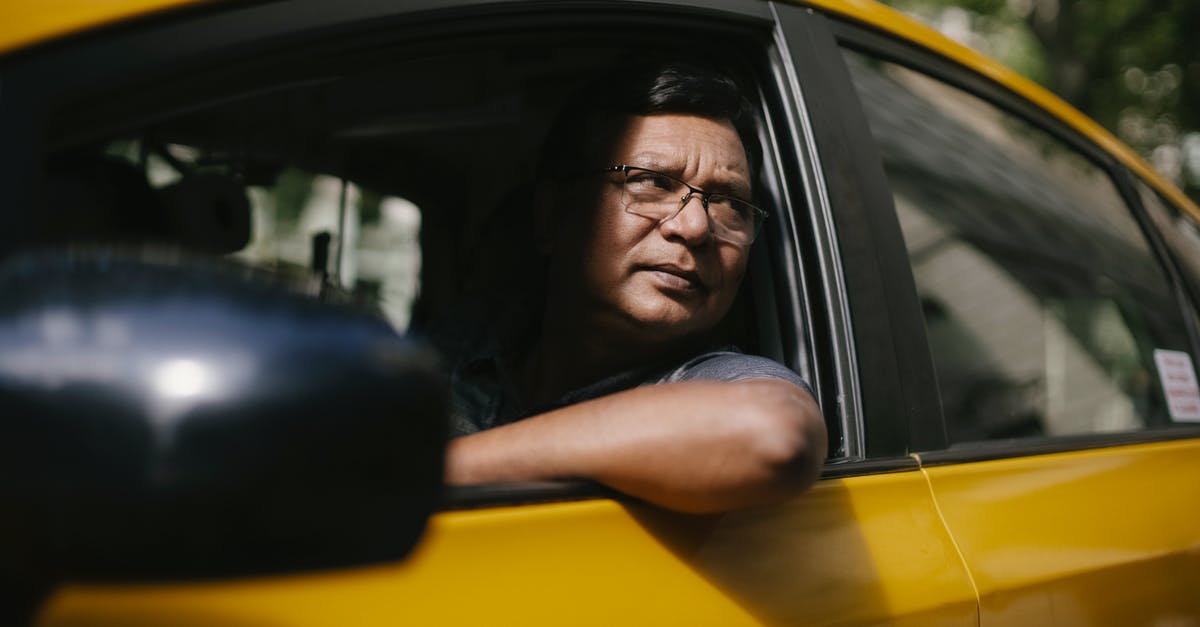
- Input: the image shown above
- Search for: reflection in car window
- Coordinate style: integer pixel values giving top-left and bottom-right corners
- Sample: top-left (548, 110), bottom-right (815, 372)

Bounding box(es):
top-left (1135, 180), bottom-right (1200, 290)
top-left (842, 49), bottom-right (1194, 443)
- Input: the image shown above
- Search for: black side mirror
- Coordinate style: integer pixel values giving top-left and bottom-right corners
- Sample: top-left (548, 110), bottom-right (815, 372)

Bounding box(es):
top-left (0, 249), bottom-right (446, 621)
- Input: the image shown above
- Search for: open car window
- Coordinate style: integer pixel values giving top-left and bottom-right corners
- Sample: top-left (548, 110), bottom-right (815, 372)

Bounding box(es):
top-left (32, 25), bottom-right (825, 489)
top-left (38, 45), bottom-right (596, 337)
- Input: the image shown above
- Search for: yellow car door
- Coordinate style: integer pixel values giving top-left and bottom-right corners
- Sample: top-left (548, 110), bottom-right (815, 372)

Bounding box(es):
top-left (922, 441), bottom-right (1200, 625)
top-left (834, 12), bottom-right (1200, 625)
top-left (42, 472), bottom-right (976, 626)
top-left (10, 1), bottom-right (985, 625)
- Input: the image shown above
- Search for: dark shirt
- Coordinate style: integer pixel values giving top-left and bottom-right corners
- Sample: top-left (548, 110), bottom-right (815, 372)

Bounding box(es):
top-left (450, 349), bottom-right (813, 437)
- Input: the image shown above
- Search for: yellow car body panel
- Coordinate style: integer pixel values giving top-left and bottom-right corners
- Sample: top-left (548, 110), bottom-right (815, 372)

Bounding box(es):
top-left (0, 0), bottom-right (210, 57)
top-left (920, 439), bottom-right (1200, 626)
top-left (39, 471), bottom-right (977, 626)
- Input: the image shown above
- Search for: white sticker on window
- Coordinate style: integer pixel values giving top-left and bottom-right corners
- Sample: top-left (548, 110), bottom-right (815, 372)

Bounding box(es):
top-left (1154, 349), bottom-right (1200, 422)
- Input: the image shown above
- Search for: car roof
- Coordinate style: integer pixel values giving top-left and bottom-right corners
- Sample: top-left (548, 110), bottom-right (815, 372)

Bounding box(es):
top-left (3, 0), bottom-right (1197, 220)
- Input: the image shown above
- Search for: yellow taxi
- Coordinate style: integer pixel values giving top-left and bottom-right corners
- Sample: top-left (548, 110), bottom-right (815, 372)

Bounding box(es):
top-left (3, 0), bottom-right (1200, 625)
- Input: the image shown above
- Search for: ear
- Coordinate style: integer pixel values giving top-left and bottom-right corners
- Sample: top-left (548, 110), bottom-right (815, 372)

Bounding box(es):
top-left (532, 180), bottom-right (556, 255)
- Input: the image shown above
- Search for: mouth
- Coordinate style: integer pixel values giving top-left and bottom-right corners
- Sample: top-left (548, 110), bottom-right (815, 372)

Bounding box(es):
top-left (640, 264), bottom-right (705, 293)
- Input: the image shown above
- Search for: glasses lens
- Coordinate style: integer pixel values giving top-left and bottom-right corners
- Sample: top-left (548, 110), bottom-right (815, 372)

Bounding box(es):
top-left (621, 169), bottom-right (683, 220)
top-left (703, 196), bottom-right (762, 245)
top-left (616, 167), bottom-right (765, 245)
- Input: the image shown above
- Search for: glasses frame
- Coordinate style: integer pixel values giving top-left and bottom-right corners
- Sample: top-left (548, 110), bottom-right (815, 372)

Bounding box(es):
top-left (601, 165), bottom-right (768, 246)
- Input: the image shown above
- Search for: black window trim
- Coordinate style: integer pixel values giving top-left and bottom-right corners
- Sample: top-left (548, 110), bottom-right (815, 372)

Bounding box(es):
top-left (775, 4), bottom-right (944, 459)
top-left (1110, 165), bottom-right (1200, 365)
top-left (826, 15), bottom-right (1200, 461)
top-left (1121, 167), bottom-right (1200, 352)
top-left (755, 48), bottom-right (843, 453)
top-left (919, 426), bottom-right (1200, 466)
top-left (761, 4), bottom-right (861, 461)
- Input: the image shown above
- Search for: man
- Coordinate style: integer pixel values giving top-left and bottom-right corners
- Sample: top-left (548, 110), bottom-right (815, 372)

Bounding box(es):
top-left (444, 61), bottom-right (826, 513)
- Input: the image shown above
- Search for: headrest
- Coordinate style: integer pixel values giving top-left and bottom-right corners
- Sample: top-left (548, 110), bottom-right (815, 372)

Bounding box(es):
top-left (158, 172), bottom-right (252, 255)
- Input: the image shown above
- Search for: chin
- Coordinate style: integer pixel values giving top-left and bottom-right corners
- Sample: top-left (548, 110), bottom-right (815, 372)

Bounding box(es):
top-left (620, 299), bottom-right (713, 341)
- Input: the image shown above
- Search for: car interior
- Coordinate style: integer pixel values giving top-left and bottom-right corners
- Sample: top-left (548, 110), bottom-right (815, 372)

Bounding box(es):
top-left (32, 30), bottom-right (816, 456)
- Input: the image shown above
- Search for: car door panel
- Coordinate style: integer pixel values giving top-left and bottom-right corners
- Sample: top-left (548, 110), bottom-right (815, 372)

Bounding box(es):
top-left (828, 13), bottom-right (1200, 624)
top-left (922, 439), bottom-right (1200, 625)
top-left (40, 470), bottom-right (977, 626)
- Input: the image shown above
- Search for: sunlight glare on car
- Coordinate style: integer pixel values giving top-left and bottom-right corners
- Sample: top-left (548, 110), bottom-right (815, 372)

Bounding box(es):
top-left (152, 358), bottom-right (212, 399)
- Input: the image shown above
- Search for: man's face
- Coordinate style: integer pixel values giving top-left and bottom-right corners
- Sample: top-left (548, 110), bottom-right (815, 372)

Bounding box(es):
top-left (548, 113), bottom-right (753, 344)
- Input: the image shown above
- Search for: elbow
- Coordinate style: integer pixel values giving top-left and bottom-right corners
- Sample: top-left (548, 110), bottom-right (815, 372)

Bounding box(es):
top-left (740, 381), bottom-right (828, 501)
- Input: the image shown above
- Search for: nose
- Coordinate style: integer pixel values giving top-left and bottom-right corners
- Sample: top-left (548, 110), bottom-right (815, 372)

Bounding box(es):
top-left (659, 193), bottom-right (711, 246)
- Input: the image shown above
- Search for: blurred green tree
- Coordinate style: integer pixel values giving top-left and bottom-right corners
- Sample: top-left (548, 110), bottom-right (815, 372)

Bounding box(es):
top-left (882, 0), bottom-right (1200, 204)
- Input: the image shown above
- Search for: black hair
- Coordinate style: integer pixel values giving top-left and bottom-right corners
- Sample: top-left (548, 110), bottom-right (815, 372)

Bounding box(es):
top-left (537, 58), bottom-right (762, 182)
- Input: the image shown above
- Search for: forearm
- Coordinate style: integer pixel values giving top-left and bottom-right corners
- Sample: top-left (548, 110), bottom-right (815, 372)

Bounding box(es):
top-left (444, 379), bottom-right (827, 513)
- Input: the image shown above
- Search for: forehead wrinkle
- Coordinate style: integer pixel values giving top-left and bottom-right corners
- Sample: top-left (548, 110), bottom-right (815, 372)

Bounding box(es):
top-left (687, 136), bottom-right (751, 195)
top-left (702, 161), bottom-right (751, 197)
top-left (614, 114), bottom-right (751, 194)
top-left (625, 151), bottom-right (676, 171)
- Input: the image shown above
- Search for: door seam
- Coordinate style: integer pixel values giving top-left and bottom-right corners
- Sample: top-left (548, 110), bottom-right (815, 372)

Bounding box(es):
top-left (912, 452), bottom-right (982, 626)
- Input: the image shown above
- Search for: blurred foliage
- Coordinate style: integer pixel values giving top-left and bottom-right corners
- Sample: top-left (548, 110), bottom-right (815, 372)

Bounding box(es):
top-left (881, 0), bottom-right (1200, 204)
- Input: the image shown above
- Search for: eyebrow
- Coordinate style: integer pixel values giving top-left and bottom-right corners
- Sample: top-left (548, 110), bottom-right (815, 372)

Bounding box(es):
top-left (627, 155), bottom-right (752, 199)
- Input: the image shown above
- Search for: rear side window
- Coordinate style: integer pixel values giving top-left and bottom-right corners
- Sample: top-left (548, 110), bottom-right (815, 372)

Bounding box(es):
top-left (841, 49), bottom-right (1198, 444)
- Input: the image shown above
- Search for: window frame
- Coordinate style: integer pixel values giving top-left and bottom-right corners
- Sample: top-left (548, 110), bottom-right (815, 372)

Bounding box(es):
top-left (776, 6), bottom-right (944, 462)
top-left (827, 18), bottom-right (1200, 463)
top-left (2, 0), bottom-right (885, 508)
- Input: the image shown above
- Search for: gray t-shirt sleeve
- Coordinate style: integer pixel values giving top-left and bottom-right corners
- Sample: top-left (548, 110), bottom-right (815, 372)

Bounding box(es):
top-left (654, 350), bottom-right (815, 398)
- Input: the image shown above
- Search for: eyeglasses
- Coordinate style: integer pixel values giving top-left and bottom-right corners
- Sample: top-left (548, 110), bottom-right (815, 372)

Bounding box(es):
top-left (601, 165), bottom-right (768, 246)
